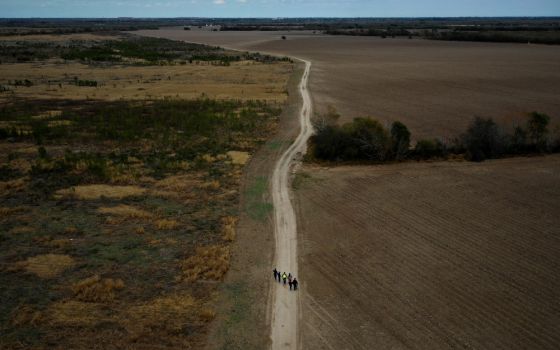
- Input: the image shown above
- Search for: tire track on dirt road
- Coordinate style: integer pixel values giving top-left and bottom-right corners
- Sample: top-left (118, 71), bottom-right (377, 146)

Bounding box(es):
top-left (270, 58), bottom-right (312, 350)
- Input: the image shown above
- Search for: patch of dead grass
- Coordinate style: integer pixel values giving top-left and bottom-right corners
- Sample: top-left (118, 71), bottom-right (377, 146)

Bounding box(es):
top-left (48, 300), bottom-right (108, 327)
top-left (97, 204), bottom-right (153, 219)
top-left (0, 206), bottom-right (26, 218)
top-left (181, 245), bottom-right (230, 282)
top-left (55, 184), bottom-right (146, 200)
top-left (222, 216), bottom-right (237, 242)
top-left (10, 305), bottom-right (43, 327)
top-left (155, 219), bottom-right (179, 230)
top-left (125, 293), bottom-right (215, 337)
top-left (8, 226), bottom-right (34, 235)
top-left (72, 275), bottom-right (125, 302)
top-left (0, 177), bottom-right (28, 195)
top-left (227, 151), bottom-right (250, 165)
top-left (155, 174), bottom-right (202, 192)
top-left (17, 254), bottom-right (76, 278)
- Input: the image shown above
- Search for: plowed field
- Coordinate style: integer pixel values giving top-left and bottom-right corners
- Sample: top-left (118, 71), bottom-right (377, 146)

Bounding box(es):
top-left (138, 28), bottom-right (560, 139)
top-left (295, 155), bottom-right (560, 349)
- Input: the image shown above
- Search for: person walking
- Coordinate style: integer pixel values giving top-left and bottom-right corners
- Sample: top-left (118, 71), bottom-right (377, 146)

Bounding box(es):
top-left (277, 270), bottom-right (282, 282)
top-left (292, 278), bottom-right (298, 291)
top-left (288, 279), bottom-right (293, 290)
top-left (282, 272), bottom-right (287, 285)
top-left (273, 268), bottom-right (278, 280)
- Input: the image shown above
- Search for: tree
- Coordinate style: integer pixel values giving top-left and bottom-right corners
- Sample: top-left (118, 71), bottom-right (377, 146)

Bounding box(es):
top-left (527, 112), bottom-right (550, 152)
top-left (509, 125), bottom-right (527, 154)
top-left (391, 121), bottom-right (411, 160)
top-left (345, 118), bottom-right (390, 161)
top-left (414, 138), bottom-right (446, 159)
top-left (462, 117), bottom-right (503, 161)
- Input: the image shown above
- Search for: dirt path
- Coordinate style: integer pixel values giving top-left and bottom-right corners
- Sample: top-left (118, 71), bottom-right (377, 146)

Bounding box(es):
top-left (270, 59), bottom-right (312, 350)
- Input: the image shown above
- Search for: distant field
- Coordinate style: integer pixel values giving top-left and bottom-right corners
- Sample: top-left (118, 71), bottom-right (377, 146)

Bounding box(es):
top-left (0, 61), bottom-right (292, 102)
top-left (0, 33), bottom-right (292, 103)
top-left (294, 156), bottom-right (560, 349)
top-left (140, 28), bottom-right (560, 139)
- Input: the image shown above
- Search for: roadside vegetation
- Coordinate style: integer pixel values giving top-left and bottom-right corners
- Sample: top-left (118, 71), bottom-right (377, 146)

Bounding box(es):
top-left (310, 108), bottom-right (559, 163)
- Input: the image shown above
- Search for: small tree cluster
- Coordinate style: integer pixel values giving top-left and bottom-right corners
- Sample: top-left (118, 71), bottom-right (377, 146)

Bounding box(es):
top-left (311, 109), bottom-right (558, 163)
top-left (312, 110), bottom-right (410, 162)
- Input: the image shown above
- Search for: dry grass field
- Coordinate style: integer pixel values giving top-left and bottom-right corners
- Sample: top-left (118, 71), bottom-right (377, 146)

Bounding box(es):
top-left (294, 156), bottom-right (560, 349)
top-left (0, 60), bottom-right (291, 102)
top-left (142, 28), bottom-right (560, 139)
top-left (0, 32), bottom-right (295, 349)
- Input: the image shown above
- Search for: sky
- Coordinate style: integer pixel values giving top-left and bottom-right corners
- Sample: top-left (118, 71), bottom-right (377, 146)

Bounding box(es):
top-left (2, 0), bottom-right (560, 18)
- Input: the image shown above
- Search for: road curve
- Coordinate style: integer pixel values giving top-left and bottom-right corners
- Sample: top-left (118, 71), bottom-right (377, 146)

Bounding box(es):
top-left (270, 58), bottom-right (312, 350)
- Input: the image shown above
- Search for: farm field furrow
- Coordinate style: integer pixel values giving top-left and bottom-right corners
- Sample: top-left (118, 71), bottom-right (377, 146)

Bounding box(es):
top-left (139, 28), bottom-right (560, 139)
top-left (295, 156), bottom-right (560, 350)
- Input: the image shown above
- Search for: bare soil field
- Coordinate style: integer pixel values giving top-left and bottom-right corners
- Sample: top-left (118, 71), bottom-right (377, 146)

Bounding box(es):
top-left (140, 28), bottom-right (560, 139)
top-left (294, 155), bottom-right (560, 349)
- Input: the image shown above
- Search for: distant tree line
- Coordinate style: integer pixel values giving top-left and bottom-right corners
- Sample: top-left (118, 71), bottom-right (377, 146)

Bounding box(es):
top-left (311, 109), bottom-right (559, 163)
top-left (0, 35), bottom-right (290, 65)
top-left (427, 30), bottom-right (560, 45)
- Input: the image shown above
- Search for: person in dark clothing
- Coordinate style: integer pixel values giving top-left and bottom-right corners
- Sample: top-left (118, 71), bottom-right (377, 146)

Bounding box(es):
top-left (288, 280), bottom-right (293, 290)
top-left (277, 271), bottom-right (282, 282)
top-left (273, 268), bottom-right (278, 280)
top-left (292, 278), bottom-right (298, 290)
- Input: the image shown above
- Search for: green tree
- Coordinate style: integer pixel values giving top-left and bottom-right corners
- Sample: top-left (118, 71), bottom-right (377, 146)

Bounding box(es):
top-left (527, 112), bottom-right (550, 152)
top-left (462, 117), bottom-right (503, 162)
top-left (346, 118), bottom-right (390, 161)
top-left (391, 121), bottom-right (411, 160)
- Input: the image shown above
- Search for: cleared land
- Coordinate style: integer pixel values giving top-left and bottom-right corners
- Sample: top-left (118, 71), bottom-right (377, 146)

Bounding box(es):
top-left (294, 156), bottom-right (560, 349)
top-left (140, 28), bottom-right (560, 139)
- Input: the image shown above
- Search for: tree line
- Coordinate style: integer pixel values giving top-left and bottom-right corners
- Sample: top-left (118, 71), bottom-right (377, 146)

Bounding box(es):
top-left (311, 108), bottom-right (559, 163)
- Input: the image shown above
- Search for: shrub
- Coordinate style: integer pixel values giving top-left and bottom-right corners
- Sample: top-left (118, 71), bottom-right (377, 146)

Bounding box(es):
top-left (414, 138), bottom-right (447, 159)
top-left (345, 118), bottom-right (391, 161)
top-left (462, 117), bottom-right (504, 161)
top-left (527, 112), bottom-right (550, 152)
top-left (391, 121), bottom-right (411, 160)
top-left (508, 125), bottom-right (528, 154)
top-left (312, 117), bottom-right (390, 161)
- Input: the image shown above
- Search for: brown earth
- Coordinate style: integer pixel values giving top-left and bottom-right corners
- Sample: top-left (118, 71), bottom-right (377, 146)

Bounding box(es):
top-left (137, 28), bottom-right (560, 350)
top-left (139, 28), bottom-right (560, 139)
top-left (294, 156), bottom-right (560, 349)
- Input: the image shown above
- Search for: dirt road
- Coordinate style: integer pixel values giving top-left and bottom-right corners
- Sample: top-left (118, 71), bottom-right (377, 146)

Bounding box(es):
top-left (270, 59), bottom-right (312, 350)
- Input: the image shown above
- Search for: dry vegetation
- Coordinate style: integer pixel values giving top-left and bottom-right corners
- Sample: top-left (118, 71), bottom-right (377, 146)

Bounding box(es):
top-left (0, 60), bottom-right (292, 102)
top-left (0, 31), bottom-right (293, 349)
top-left (295, 157), bottom-right (560, 349)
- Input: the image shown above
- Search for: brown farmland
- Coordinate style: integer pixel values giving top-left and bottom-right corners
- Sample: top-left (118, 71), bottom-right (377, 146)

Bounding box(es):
top-left (294, 156), bottom-right (560, 349)
top-left (139, 28), bottom-right (560, 139)
top-left (138, 28), bottom-right (560, 349)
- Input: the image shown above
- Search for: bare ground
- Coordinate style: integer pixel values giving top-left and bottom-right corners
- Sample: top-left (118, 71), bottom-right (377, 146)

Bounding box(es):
top-left (140, 28), bottom-right (560, 139)
top-left (294, 156), bottom-right (560, 350)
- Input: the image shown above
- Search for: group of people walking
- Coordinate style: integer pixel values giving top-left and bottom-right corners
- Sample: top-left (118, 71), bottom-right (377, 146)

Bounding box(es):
top-left (273, 268), bottom-right (299, 291)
